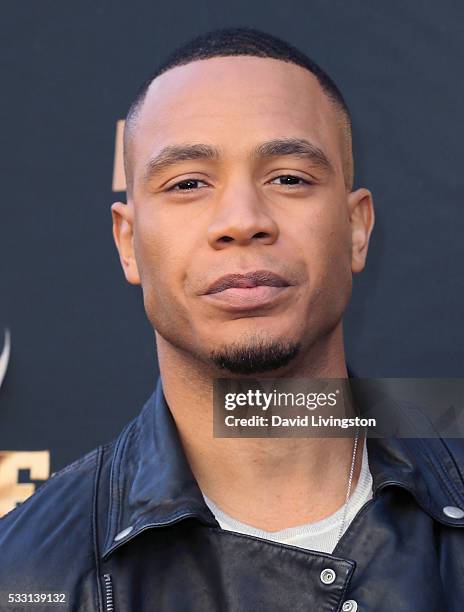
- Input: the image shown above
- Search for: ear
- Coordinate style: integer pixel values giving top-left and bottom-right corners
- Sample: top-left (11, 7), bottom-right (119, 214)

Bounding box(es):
top-left (347, 188), bottom-right (375, 274)
top-left (111, 201), bottom-right (141, 285)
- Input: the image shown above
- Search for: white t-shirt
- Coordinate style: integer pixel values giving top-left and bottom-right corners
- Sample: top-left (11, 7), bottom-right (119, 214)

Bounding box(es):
top-left (202, 441), bottom-right (373, 554)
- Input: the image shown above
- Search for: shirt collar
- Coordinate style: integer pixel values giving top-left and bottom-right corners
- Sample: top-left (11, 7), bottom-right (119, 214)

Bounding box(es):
top-left (102, 371), bottom-right (464, 559)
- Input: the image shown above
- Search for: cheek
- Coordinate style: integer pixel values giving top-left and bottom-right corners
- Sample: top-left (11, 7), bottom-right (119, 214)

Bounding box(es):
top-left (134, 229), bottom-right (185, 332)
top-left (133, 213), bottom-right (191, 307)
top-left (295, 205), bottom-right (353, 311)
top-left (319, 216), bottom-right (353, 302)
top-left (297, 203), bottom-right (351, 267)
top-left (134, 208), bottom-right (170, 274)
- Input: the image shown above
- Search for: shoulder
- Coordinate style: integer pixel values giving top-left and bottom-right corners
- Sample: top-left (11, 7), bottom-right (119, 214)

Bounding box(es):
top-left (440, 438), bottom-right (464, 469)
top-left (0, 442), bottom-right (116, 607)
top-left (437, 438), bottom-right (464, 493)
top-left (0, 445), bottom-right (102, 529)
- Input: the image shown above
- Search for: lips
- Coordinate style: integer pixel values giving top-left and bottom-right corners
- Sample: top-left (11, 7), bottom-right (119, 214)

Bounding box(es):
top-left (202, 270), bottom-right (293, 312)
top-left (205, 270), bottom-right (291, 295)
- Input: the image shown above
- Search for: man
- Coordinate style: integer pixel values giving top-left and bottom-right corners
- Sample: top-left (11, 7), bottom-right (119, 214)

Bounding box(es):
top-left (1, 26), bottom-right (463, 612)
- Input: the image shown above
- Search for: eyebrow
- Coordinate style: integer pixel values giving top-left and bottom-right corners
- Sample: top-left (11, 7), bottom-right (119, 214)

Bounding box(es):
top-left (142, 138), bottom-right (333, 183)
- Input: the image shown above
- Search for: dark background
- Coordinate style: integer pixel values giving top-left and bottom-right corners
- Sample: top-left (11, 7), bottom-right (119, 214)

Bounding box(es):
top-left (1, 1), bottom-right (463, 476)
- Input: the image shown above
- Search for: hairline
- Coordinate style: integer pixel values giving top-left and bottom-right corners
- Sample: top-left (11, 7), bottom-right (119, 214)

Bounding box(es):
top-left (123, 55), bottom-right (354, 195)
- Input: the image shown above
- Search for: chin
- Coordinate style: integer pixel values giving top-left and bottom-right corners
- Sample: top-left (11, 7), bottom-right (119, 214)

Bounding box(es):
top-left (207, 332), bottom-right (302, 376)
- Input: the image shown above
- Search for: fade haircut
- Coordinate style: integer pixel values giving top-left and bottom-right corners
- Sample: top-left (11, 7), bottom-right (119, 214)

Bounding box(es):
top-left (123, 26), bottom-right (353, 195)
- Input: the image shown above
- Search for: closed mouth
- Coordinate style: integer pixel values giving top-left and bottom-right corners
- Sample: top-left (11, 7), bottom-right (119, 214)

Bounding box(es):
top-left (204, 270), bottom-right (291, 295)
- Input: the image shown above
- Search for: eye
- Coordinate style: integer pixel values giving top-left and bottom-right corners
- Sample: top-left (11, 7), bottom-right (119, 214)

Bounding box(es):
top-left (168, 179), bottom-right (208, 191)
top-left (269, 175), bottom-right (312, 187)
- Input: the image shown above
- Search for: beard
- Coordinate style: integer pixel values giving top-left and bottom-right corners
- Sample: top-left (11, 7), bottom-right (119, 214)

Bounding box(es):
top-left (209, 333), bottom-right (301, 375)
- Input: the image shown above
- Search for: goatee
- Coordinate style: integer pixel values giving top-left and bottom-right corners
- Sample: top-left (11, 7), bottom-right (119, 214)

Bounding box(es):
top-left (210, 336), bottom-right (301, 375)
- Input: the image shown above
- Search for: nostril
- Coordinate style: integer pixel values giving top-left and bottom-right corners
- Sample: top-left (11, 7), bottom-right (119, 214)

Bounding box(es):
top-left (254, 232), bottom-right (269, 239)
top-left (218, 235), bottom-right (234, 243)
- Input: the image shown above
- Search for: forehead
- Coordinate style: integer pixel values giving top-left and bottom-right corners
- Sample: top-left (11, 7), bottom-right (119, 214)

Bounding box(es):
top-left (130, 56), bottom-right (344, 179)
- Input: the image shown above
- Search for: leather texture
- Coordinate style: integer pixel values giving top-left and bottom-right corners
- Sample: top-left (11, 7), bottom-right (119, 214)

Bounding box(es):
top-left (1, 374), bottom-right (464, 611)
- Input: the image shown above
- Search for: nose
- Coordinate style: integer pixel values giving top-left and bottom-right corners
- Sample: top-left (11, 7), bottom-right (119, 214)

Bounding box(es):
top-left (207, 182), bottom-right (279, 249)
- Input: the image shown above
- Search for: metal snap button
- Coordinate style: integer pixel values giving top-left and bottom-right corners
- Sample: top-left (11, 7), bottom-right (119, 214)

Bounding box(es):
top-left (320, 568), bottom-right (336, 585)
top-left (114, 525), bottom-right (134, 542)
top-left (342, 600), bottom-right (358, 612)
top-left (443, 506), bottom-right (464, 519)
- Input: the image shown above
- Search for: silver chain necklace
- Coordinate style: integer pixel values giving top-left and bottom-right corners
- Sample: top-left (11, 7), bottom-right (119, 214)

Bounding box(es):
top-left (336, 425), bottom-right (361, 544)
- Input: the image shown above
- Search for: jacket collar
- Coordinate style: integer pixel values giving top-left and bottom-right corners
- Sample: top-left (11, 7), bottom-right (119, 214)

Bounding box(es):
top-left (102, 378), bottom-right (218, 559)
top-left (102, 371), bottom-right (464, 559)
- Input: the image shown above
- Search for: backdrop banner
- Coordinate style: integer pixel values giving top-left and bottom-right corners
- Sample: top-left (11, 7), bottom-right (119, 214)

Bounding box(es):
top-left (1, 2), bottom-right (463, 517)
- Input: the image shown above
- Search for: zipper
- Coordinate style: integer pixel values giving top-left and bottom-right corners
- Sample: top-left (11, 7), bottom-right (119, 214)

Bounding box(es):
top-left (103, 573), bottom-right (114, 612)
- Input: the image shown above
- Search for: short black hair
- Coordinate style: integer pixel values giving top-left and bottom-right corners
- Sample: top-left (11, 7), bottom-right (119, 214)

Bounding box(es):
top-left (124, 26), bottom-right (353, 193)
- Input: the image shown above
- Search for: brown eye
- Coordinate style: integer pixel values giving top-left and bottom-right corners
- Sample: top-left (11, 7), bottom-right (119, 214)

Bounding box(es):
top-left (270, 175), bottom-right (310, 186)
top-left (170, 179), bottom-right (208, 191)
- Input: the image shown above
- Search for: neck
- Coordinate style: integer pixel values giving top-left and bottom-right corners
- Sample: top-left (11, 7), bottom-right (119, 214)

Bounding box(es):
top-left (155, 324), bottom-right (363, 531)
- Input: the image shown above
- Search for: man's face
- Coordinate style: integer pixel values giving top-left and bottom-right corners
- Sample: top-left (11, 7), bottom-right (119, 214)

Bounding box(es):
top-left (113, 56), bottom-right (373, 375)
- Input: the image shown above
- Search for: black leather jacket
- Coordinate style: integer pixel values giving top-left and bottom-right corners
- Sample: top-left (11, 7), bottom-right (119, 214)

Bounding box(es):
top-left (1, 376), bottom-right (464, 611)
